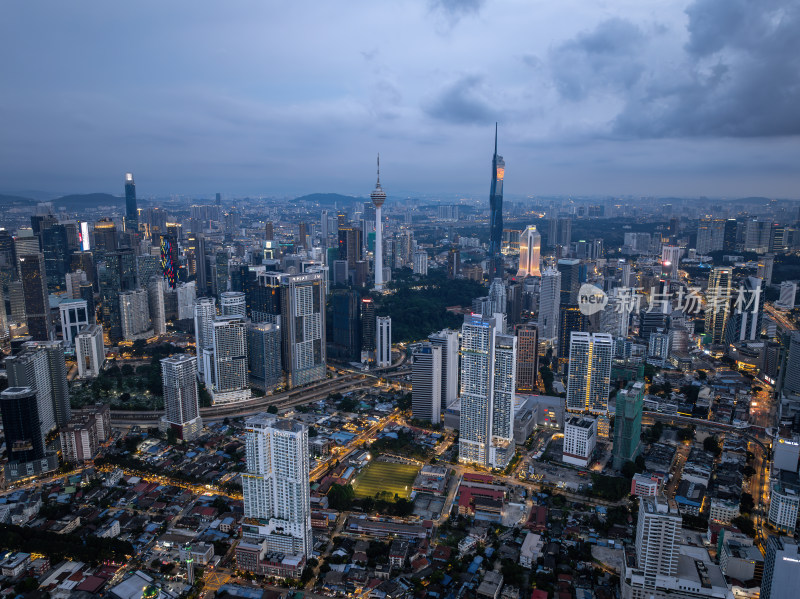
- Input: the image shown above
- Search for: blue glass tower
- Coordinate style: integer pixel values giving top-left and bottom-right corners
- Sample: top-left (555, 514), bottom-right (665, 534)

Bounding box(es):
top-left (488, 124), bottom-right (505, 279)
top-left (124, 173), bottom-right (138, 237)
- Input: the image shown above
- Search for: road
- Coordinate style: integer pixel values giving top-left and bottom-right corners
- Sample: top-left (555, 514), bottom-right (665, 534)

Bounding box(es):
top-left (765, 303), bottom-right (797, 332)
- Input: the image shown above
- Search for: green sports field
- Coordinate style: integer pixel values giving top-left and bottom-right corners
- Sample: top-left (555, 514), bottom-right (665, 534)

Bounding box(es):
top-left (352, 461), bottom-right (420, 501)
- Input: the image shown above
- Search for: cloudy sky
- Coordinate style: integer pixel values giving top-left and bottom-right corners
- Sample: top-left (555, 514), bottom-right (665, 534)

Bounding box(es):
top-left (2, 0), bottom-right (799, 199)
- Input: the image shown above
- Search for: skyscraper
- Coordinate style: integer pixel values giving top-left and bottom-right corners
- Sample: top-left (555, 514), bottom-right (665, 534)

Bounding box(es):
top-left (7, 341), bottom-right (70, 431)
top-left (762, 536), bottom-right (800, 599)
top-left (458, 314), bottom-right (516, 469)
top-left (211, 316), bottom-right (250, 404)
top-left (76, 324), bottom-right (104, 379)
top-left (19, 253), bottom-right (52, 341)
top-left (220, 291), bottom-right (247, 317)
top-left (331, 290), bottom-right (361, 361)
top-left (612, 380), bottom-right (644, 469)
top-left (247, 321), bottom-right (282, 393)
top-left (517, 225), bottom-right (542, 278)
top-left (119, 288), bottom-right (152, 340)
top-left (161, 234), bottom-right (178, 290)
top-left (557, 258), bottom-right (580, 305)
top-left (371, 155), bottom-right (386, 291)
top-left (279, 272), bottom-right (326, 388)
top-left (488, 124), bottom-right (505, 280)
top-left (705, 266), bottom-right (732, 344)
top-left (194, 297), bottom-right (217, 384)
top-left (124, 173), bottom-right (138, 237)
top-left (1, 387), bottom-right (58, 481)
top-left (428, 329), bottom-right (459, 408)
top-left (515, 323), bottom-right (538, 392)
top-left (488, 278), bottom-right (506, 317)
top-left (161, 354), bottom-right (203, 441)
top-left (242, 414), bottom-right (312, 557)
top-left (566, 332), bottom-right (613, 414)
top-left (412, 343), bottom-right (442, 424)
top-left (725, 276), bottom-right (764, 343)
top-left (558, 304), bottom-right (586, 360)
top-left (360, 296), bottom-right (376, 355)
top-left (538, 266), bottom-right (561, 342)
top-left (376, 316), bottom-right (391, 367)
top-left (148, 278), bottom-right (167, 335)
top-left (634, 495), bottom-right (681, 585)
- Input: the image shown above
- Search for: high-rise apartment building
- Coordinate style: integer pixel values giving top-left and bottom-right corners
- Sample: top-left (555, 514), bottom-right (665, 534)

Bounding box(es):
top-left (220, 291), bottom-right (247, 317)
top-left (705, 267), bottom-right (732, 344)
top-left (242, 414), bottom-right (312, 557)
top-left (376, 316), bottom-right (391, 367)
top-left (247, 321), bottom-right (282, 393)
top-left (7, 341), bottom-right (70, 431)
top-left (768, 470), bottom-right (800, 534)
top-left (161, 354), bottom-right (203, 440)
top-left (488, 126), bottom-right (505, 279)
top-left (428, 329), bottom-right (459, 408)
top-left (515, 323), bottom-right (538, 392)
top-left (119, 288), bottom-right (152, 340)
top-left (211, 316), bottom-right (250, 404)
top-left (538, 267), bottom-right (561, 342)
top-left (635, 495), bottom-right (681, 583)
top-left (148, 278), bottom-right (167, 335)
top-left (517, 225), bottom-right (541, 278)
top-left (412, 343), bottom-right (442, 424)
top-left (458, 314), bottom-right (517, 469)
top-left (278, 272), bottom-right (326, 388)
top-left (58, 298), bottom-right (89, 347)
top-left (76, 324), bottom-right (104, 379)
top-left (413, 251), bottom-right (428, 275)
top-left (562, 416), bottom-right (597, 467)
top-left (566, 332), bottom-right (613, 414)
top-left (194, 297), bottom-right (217, 383)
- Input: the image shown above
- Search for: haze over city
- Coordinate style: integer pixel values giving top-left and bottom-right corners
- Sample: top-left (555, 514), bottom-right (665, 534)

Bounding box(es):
top-left (2, 0), bottom-right (799, 198)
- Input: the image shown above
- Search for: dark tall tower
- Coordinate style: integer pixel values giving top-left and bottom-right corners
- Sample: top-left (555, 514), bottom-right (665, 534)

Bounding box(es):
top-left (0, 387), bottom-right (45, 463)
top-left (19, 253), bottom-right (52, 341)
top-left (124, 173), bottom-right (138, 238)
top-left (488, 124), bottom-right (505, 279)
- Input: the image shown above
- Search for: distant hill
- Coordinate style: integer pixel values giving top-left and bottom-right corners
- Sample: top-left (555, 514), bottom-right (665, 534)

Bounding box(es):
top-left (0, 193), bottom-right (36, 207)
top-left (51, 193), bottom-right (123, 210)
top-left (293, 193), bottom-right (366, 206)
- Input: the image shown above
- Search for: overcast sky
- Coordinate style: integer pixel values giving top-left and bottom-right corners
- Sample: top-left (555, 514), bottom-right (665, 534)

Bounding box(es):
top-left (2, 0), bottom-right (799, 200)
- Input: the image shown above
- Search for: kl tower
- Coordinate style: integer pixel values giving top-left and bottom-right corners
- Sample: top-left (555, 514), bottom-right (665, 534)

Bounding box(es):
top-left (371, 154), bottom-right (386, 292)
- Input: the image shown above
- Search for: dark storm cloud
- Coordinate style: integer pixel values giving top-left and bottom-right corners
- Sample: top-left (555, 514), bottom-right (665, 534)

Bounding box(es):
top-left (612, 0), bottom-right (800, 138)
top-left (425, 75), bottom-right (495, 124)
top-left (549, 18), bottom-right (646, 101)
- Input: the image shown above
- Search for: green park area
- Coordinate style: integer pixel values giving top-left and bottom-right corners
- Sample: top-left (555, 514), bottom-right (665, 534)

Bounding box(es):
top-left (352, 461), bottom-right (420, 501)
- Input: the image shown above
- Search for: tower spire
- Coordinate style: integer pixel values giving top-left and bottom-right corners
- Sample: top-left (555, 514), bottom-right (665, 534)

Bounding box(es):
top-left (377, 153), bottom-right (381, 185)
top-left (494, 122), bottom-right (498, 156)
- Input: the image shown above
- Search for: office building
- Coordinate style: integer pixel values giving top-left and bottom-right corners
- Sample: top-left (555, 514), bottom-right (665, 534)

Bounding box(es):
top-left (768, 470), bottom-right (800, 534)
top-left (211, 316), bottom-right (250, 404)
top-left (515, 323), bottom-right (538, 392)
top-left (338, 226), bottom-right (362, 270)
top-left (762, 536), bottom-right (800, 599)
top-left (58, 298), bottom-right (89, 348)
top-left (98, 249), bottom-right (137, 343)
top-left (488, 278), bottom-right (506, 317)
top-left (124, 173), bottom-right (138, 236)
top-left (557, 258), bottom-right (581, 305)
top-left (517, 225), bottom-right (541, 278)
top-left (370, 156), bottom-right (386, 291)
top-left (176, 281), bottom-right (196, 320)
top-left (412, 343), bottom-right (442, 424)
top-left (278, 272), bottom-right (326, 388)
top-left (242, 414), bottom-right (312, 557)
top-left (613, 381), bottom-right (644, 469)
top-left (566, 332), bottom-right (612, 413)
top-left (119, 288), bottom-right (152, 340)
top-left (161, 354), bottom-right (203, 441)
top-left (1, 387), bottom-right (58, 481)
top-left (562, 416), bottom-right (597, 467)
top-left (538, 267), bottom-right (561, 342)
top-left (360, 296), bottom-right (376, 355)
top-left (428, 329), bottom-right (459, 408)
top-left (488, 126), bottom-right (505, 279)
top-left (661, 246), bottom-right (683, 279)
top-left (458, 314), bottom-right (517, 469)
top-left (705, 267), bottom-right (732, 344)
top-left (75, 324), bottom-right (104, 379)
top-left (18, 253), bottom-right (52, 341)
top-left (776, 281), bottom-right (797, 310)
top-left (558, 304), bottom-right (586, 359)
top-left (248, 321), bottom-right (282, 393)
top-left (758, 253), bottom-right (775, 286)
top-left (148, 278), bottom-right (166, 335)
top-left (194, 297), bottom-right (217, 383)
top-left (376, 316), bottom-right (391, 367)
top-left (220, 291), bottom-right (246, 317)
top-left (65, 270), bottom-right (87, 299)
top-left (331, 290), bottom-right (361, 361)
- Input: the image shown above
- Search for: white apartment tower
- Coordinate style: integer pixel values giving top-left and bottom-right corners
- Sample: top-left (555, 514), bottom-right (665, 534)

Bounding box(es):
top-left (220, 291), bottom-right (247, 318)
top-left (428, 329), bottom-right (459, 408)
top-left (161, 354), bottom-right (203, 440)
top-left (458, 314), bottom-right (517, 469)
top-left (562, 416), bottom-right (597, 467)
top-left (413, 251), bottom-right (428, 275)
top-left (58, 298), bottom-right (89, 347)
top-left (376, 316), bottom-right (391, 367)
top-left (279, 272), bottom-right (326, 388)
top-left (538, 267), bottom-right (561, 342)
top-left (211, 316), bottom-right (250, 404)
top-left (566, 332), bottom-right (613, 414)
top-left (119, 288), bottom-right (152, 340)
top-left (242, 414), bottom-right (312, 557)
top-left (635, 495), bottom-right (681, 587)
top-left (76, 324), bottom-right (104, 379)
top-left (517, 225), bottom-right (542, 278)
top-left (194, 297), bottom-right (217, 383)
top-left (148, 278), bottom-right (167, 336)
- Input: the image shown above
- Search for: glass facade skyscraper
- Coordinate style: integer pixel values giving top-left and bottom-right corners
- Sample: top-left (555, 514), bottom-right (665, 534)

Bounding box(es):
top-left (125, 172), bottom-right (138, 236)
top-left (488, 125), bottom-right (505, 280)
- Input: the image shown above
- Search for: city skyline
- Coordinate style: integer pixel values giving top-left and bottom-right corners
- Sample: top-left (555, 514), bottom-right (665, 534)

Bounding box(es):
top-left (2, 1), bottom-right (799, 198)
